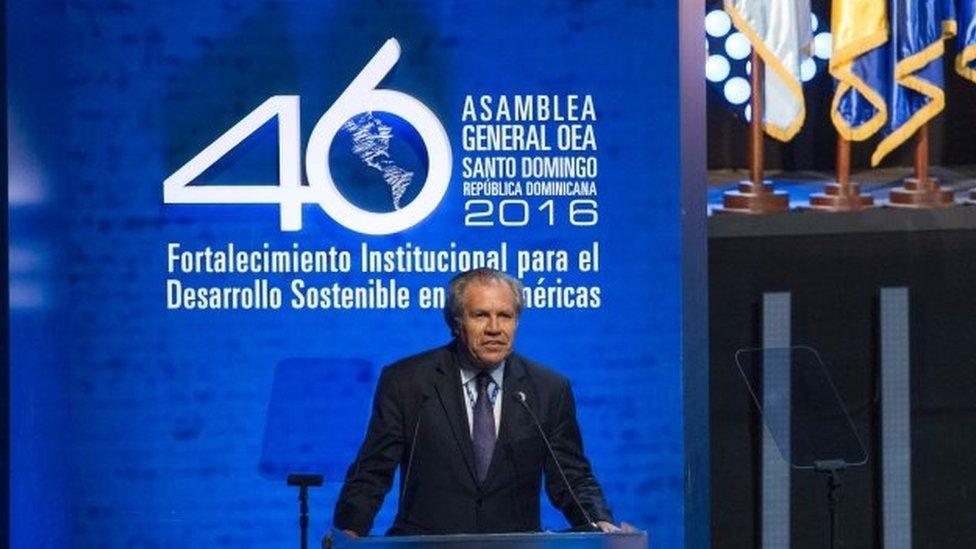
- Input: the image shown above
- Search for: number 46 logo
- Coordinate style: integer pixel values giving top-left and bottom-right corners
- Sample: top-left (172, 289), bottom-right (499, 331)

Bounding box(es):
top-left (163, 39), bottom-right (452, 235)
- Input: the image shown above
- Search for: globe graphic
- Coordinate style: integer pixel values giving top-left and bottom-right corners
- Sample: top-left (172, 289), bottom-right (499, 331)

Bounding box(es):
top-left (327, 111), bottom-right (429, 213)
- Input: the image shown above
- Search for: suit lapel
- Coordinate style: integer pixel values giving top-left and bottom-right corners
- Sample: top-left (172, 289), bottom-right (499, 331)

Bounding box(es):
top-left (432, 349), bottom-right (479, 488)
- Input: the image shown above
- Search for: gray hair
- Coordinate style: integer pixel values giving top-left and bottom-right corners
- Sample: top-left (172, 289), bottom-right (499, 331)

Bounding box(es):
top-left (444, 268), bottom-right (524, 336)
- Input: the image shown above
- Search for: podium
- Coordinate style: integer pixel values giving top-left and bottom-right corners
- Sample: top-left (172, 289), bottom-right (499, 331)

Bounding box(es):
top-left (330, 532), bottom-right (648, 549)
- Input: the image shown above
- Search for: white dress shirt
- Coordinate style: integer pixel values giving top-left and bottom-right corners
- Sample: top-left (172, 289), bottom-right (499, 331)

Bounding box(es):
top-left (459, 362), bottom-right (504, 438)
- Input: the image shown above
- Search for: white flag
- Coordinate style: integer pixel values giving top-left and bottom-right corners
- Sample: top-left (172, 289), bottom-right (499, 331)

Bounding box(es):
top-left (725, 0), bottom-right (813, 141)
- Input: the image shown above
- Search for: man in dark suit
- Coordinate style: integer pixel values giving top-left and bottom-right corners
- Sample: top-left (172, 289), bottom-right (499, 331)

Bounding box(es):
top-left (333, 268), bottom-right (617, 536)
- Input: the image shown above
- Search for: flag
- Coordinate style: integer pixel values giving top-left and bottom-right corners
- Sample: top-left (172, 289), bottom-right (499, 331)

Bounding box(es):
top-left (830, 0), bottom-right (889, 141)
top-left (955, 0), bottom-right (976, 82)
top-left (724, 0), bottom-right (813, 141)
top-left (871, 0), bottom-right (956, 166)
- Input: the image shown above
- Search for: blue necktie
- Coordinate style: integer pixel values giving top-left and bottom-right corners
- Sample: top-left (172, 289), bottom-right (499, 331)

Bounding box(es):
top-left (472, 372), bottom-right (496, 482)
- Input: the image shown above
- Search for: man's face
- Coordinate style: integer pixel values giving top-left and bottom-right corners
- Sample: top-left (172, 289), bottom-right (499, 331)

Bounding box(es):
top-left (457, 280), bottom-right (518, 368)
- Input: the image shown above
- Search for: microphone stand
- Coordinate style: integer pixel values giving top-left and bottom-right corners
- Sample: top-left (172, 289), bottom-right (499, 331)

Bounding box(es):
top-left (512, 391), bottom-right (600, 532)
top-left (399, 395), bottom-right (429, 508)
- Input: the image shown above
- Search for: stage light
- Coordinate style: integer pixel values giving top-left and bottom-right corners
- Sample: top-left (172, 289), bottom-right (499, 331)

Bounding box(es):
top-left (800, 57), bottom-right (817, 82)
top-left (705, 9), bottom-right (732, 37)
top-left (706, 55), bottom-right (731, 82)
top-left (813, 32), bottom-right (832, 60)
top-left (744, 104), bottom-right (751, 122)
top-left (725, 32), bottom-right (751, 60)
top-left (723, 77), bottom-right (751, 104)
top-left (704, 8), bottom-right (830, 111)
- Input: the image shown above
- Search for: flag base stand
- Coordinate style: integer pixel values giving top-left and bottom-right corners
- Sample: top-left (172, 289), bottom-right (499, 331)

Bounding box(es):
top-left (810, 138), bottom-right (874, 212)
top-left (889, 124), bottom-right (955, 208)
top-left (715, 181), bottom-right (790, 214)
top-left (809, 183), bottom-right (874, 212)
top-left (888, 177), bottom-right (955, 208)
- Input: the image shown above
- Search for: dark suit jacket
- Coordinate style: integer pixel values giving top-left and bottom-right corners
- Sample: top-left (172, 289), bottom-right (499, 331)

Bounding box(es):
top-left (333, 343), bottom-right (613, 536)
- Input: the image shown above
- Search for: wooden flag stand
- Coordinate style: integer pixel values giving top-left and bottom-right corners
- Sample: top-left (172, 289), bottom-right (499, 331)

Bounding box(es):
top-left (888, 124), bottom-right (955, 208)
top-left (717, 52), bottom-right (789, 214)
top-left (809, 137), bottom-right (874, 211)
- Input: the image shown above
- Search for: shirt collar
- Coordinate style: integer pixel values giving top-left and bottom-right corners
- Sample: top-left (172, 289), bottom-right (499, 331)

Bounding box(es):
top-left (459, 361), bottom-right (505, 388)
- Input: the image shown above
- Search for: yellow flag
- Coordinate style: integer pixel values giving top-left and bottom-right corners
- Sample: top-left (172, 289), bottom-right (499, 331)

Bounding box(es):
top-left (830, 0), bottom-right (888, 141)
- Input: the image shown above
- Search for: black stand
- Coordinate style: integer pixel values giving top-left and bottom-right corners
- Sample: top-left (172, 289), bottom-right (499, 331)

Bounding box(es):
top-left (734, 347), bottom-right (868, 549)
top-left (814, 460), bottom-right (848, 549)
top-left (288, 473), bottom-right (324, 549)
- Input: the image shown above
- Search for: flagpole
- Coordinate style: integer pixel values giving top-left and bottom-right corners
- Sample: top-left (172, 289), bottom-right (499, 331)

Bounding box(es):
top-left (809, 136), bottom-right (873, 211)
top-left (889, 123), bottom-right (954, 208)
top-left (719, 51), bottom-right (789, 213)
top-left (837, 137), bottom-right (850, 188)
top-left (915, 124), bottom-right (929, 186)
top-left (749, 51), bottom-right (764, 187)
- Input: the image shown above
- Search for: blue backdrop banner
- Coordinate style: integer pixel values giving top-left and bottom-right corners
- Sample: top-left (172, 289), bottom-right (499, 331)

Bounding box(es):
top-left (8, 1), bottom-right (692, 547)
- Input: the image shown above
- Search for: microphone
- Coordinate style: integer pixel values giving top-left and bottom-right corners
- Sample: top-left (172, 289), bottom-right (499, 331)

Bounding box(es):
top-left (399, 393), bottom-right (429, 507)
top-left (511, 390), bottom-right (599, 532)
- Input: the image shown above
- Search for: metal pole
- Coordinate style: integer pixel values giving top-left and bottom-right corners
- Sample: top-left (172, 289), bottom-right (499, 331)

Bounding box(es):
top-left (749, 50), bottom-right (764, 188)
top-left (299, 485), bottom-right (309, 549)
top-left (827, 469), bottom-right (841, 549)
top-left (836, 137), bottom-right (851, 191)
top-left (914, 124), bottom-right (930, 192)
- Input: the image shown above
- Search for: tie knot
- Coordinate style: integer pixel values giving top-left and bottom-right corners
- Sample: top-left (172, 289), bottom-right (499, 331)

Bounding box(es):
top-left (476, 371), bottom-right (492, 390)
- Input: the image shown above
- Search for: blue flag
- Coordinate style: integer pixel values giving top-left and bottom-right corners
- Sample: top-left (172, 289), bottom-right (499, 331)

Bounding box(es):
top-left (831, 0), bottom-right (890, 141)
top-left (872, 0), bottom-right (957, 165)
top-left (956, 0), bottom-right (976, 81)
